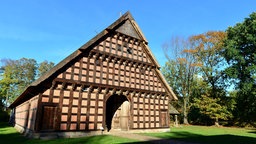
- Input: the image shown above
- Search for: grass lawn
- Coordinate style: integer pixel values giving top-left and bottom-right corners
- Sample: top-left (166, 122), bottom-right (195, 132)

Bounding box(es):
top-left (144, 125), bottom-right (256, 144)
top-left (0, 122), bottom-right (138, 144)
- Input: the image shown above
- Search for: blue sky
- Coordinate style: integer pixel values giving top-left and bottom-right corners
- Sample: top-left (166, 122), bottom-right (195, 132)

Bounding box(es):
top-left (0, 0), bottom-right (255, 67)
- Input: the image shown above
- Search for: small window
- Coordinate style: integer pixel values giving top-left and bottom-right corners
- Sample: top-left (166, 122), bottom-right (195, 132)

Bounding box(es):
top-left (82, 87), bottom-right (88, 92)
top-left (127, 47), bottom-right (132, 54)
top-left (127, 47), bottom-right (133, 54)
top-left (123, 42), bottom-right (128, 47)
top-left (140, 67), bottom-right (145, 73)
top-left (96, 59), bottom-right (101, 66)
top-left (117, 44), bottom-right (122, 51)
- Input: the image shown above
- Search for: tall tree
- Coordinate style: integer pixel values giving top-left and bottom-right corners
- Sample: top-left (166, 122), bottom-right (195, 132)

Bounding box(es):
top-left (37, 60), bottom-right (55, 78)
top-left (0, 59), bottom-right (20, 109)
top-left (0, 58), bottom-right (37, 105)
top-left (190, 31), bottom-right (227, 98)
top-left (223, 12), bottom-right (256, 126)
top-left (188, 31), bottom-right (235, 126)
top-left (17, 58), bottom-right (37, 92)
top-left (0, 58), bottom-right (54, 110)
top-left (0, 65), bottom-right (8, 110)
top-left (163, 37), bottom-right (198, 124)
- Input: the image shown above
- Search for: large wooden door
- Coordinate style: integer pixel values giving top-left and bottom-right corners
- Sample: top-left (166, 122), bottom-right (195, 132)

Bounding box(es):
top-left (41, 106), bottom-right (57, 131)
top-left (120, 101), bottom-right (130, 131)
top-left (106, 94), bottom-right (130, 131)
top-left (160, 111), bottom-right (168, 127)
top-left (111, 101), bottom-right (130, 131)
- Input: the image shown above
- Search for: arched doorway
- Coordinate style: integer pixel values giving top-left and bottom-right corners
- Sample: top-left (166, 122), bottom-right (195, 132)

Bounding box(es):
top-left (106, 94), bottom-right (130, 131)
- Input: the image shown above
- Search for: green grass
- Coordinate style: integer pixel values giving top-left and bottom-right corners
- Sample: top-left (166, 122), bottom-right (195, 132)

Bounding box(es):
top-left (2, 122), bottom-right (256, 144)
top-left (144, 125), bottom-right (256, 144)
top-left (0, 122), bottom-right (138, 144)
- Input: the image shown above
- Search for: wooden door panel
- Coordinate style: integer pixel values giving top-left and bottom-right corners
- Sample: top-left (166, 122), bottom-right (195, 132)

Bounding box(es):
top-left (41, 106), bottom-right (57, 130)
top-left (120, 101), bottom-right (130, 131)
top-left (160, 111), bottom-right (168, 127)
top-left (111, 101), bottom-right (130, 130)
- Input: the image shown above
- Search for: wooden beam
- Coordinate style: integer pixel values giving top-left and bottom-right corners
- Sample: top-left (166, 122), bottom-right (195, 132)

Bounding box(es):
top-left (112, 58), bottom-right (117, 86)
top-left (142, 93), bottom-right (145, 128)
top-left (94, 87), bottom-right (101, 130)
top-left (153, 94), bottom-right (156, 128)
top-left (76, 85), bottom-right (84, 130)
top-left (128, 62), bottom-right (132, 88)
top-left (71, 62), bottom-right (75, 80)
top-left (100, 55), bottom-right (104, 84)
top-left (49, 81), bottom-right (56, 103)
top-left (86, 53), bottom-right (92, 82)
top-left (137, 92), bottom-right (141, 128)
top-left (67, 84), bottom-right (75, 130)
top-left (79, 57), bottom-right (83, 81)
top-left (129, 91), bottom-right (135, 129)
top-left (102, 88), bottom-right (109, 129)
top-left (90, 49), bottom-right (154, 69)
top-left (57, 82), bottom-right (66, 130)
top-left (149, 93), bottom-right (152, 128)
top-left (34, 93), bottom-right (43, 132)
top-left (54, 78), bottom-right (166, 96)
top-left (93, 53), bottom-right (99, 83)
top-left (85, 86), bottom-right (94, 130)
top-left (118, 60), bottom-right (121, 87)
top-left (106, 56), bottom-right (111, 85)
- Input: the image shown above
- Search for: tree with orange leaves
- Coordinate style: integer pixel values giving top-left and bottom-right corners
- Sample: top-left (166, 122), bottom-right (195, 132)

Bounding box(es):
top-left (163, 32), bottom-right (233, 125)
top-left (189, 31), bottom-right (233, 125)
top-left (190, 31), bottom-right (227, 98)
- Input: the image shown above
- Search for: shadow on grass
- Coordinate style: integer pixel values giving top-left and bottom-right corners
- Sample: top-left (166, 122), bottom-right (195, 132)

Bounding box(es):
top-left (123, 131), bottom-right (256, 144)
top-left (0, 122), bottom-right (11, 128)
top-left (168, 132), bottom-right (256, 144)
top-left (248, 131), bottom-right (256, 134)
top-left (28, 135), bottom-right (124, 144)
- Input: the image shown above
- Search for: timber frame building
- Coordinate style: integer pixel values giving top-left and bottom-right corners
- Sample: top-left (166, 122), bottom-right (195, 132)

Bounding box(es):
top-left (9, 12), bottom-right (178, 137)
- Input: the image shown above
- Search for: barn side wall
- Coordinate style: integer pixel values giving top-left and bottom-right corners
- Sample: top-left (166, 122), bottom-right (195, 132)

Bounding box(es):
top-left (14, 95), bottom-right (39, 135)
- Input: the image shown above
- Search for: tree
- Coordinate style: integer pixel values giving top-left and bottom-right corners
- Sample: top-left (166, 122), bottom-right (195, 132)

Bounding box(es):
top-left (0, 66), bottom-right (6, 110)
top-left (37, 60), bottom-right (55, 78)
top-left (185, 31), bottom-right (237, 126)
top-left (189, 76), bottom-right (233, 126)
top-left (192, 94), bottom-right (232, 126)
top-left (0, 58), bottom-right (55, 110)
top-left (223, 12), bottom-right (256, 126)
top-left (0, 59), bottom-right (20, 109)
top-left (190, 31), bottom-right (227, 98)
top-left (17, 58), bottom-right (37, 92)
top-left (163, 37), bottom-right (198, 124)
top-left (0, 58), bottom-right (37, 105)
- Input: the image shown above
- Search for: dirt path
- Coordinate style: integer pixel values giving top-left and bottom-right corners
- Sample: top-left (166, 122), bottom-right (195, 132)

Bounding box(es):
top-left (108, 130), bottom-right (198, 144)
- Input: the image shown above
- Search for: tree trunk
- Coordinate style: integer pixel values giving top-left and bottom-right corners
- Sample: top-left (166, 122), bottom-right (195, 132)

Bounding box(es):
top-left (215, 117), bottom-right (219, 127)
top-left (183, 97), bottom-right (189, 124)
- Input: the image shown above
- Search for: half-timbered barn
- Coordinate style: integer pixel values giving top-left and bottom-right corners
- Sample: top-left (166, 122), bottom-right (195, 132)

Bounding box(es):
top-left (9, 11), bottom-right (178, 137)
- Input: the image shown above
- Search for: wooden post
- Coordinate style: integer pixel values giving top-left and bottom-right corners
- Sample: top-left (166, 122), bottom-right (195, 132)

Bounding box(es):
top-left (175, 115), bottom-right (178, 127)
